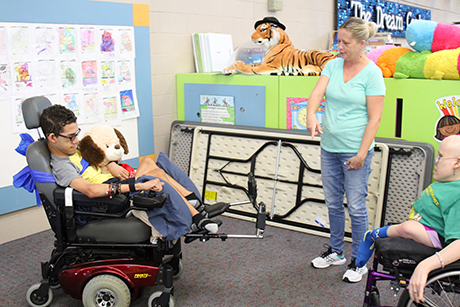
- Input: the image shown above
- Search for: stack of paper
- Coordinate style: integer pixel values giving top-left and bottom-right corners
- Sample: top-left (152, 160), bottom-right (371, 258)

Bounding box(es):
top-left (192, 33), bottom-right (233, 73)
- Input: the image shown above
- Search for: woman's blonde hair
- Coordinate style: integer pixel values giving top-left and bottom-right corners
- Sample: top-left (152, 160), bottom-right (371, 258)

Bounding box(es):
top-left (340, 17), bottom-right (378, 42)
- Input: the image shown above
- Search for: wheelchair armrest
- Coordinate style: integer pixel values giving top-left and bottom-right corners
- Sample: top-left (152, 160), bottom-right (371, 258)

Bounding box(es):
top-left (54, 187), bottom-right (128, 208)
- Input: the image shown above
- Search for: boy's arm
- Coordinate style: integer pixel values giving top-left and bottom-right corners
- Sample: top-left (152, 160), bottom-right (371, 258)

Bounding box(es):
top-left (69, 177), bottom-right (164, 198)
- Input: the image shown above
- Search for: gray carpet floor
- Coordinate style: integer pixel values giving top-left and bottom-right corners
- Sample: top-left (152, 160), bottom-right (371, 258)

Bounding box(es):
top-left (1, 215), bottom-right (400, 306)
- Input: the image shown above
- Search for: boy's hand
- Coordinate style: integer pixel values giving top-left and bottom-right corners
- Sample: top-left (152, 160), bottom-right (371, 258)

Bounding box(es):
top-left (107, 162), bottom-right (129, 180)
top-left (142, 179), bottom-right (164, 192)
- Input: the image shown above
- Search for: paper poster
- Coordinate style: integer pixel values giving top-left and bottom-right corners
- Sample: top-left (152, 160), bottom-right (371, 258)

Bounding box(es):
top-left (11, 96), bottom-right (26, 133)
top-left (34, 25), bottom-right (58, 56)
top-left (100, 60), bottom-right (116, 90)
top-left (79, 27), bottom-right (97, 55)
top-left (120, 88), bottom-right (139, 119)
top-left (10, 25), bottom-right (31, 57)
top-left (36, 59), bottom-right (57, 89)
top-left (82, 92), bottom-right (101, 124)
top-left (286, 97), bottom-right (325, 130)
top-left (200, 95), bottom-right (235, 125)
top-left (101, 94), bottom-right (121, 125)
top-left (58, 26), bottom-right (76, 54)
top-left (59, 59), bottom-right (79, 89)
top-left (0, 63), bottom-right (11, 100)
top-left (12, 61), bottom-right (33, 90)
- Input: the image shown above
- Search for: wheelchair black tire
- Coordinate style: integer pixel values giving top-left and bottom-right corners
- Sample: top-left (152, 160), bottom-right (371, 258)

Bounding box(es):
top-left (82, 274), bottom-right (131, 307)
top-left (397, 268), bottom-right (460, 307)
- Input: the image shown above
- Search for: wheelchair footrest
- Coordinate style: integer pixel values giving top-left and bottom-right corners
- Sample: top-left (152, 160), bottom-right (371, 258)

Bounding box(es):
top-left (204, 202), bottom-right (229, 218)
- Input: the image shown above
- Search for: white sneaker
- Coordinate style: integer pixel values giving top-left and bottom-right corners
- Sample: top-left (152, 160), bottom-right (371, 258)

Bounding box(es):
top-left (311, 245), bottom-right (347, 269)
top-left (342, 259), bottom-right (368, 283)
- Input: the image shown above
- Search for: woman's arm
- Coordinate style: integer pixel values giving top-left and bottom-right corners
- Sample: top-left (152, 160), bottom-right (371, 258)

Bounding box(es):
top-left (306, 74), bottom-right (329, 138)
top-left (408, 239), bottom-right (460, 303)
top-left (344, 95), bottom-right (384, 170)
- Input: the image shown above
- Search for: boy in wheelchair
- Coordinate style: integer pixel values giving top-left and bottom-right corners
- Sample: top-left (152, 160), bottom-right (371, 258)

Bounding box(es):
top-left (41, 104), bottom-right (218, 236)
top-left (354, 135), bottom-right (460, 304)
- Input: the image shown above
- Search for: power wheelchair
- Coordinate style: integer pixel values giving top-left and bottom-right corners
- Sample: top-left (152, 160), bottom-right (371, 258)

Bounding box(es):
top-left (363, 237), bottom-right (460, 307)
top-left (19, 96), bottom-right (266, 307)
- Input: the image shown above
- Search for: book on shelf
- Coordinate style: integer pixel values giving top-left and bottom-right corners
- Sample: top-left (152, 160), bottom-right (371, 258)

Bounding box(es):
top-left (192, 33), bottom-right (234, 73)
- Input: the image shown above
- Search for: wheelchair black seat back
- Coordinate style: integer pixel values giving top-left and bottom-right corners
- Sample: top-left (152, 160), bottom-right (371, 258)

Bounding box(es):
top-left (364, 237), bottom-right (460, 307)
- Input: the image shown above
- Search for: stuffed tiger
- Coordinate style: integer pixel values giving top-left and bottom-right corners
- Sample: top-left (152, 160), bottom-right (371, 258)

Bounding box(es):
top-left (223, 17), bottom-right (336, 76)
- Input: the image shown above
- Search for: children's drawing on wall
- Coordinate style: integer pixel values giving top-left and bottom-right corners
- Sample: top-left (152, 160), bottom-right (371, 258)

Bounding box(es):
top-left (59, 60), bottom-right (78, 89)
top-left (35, 26), bottom-right (57, 56)
top-left (100, 60), bottom-right (115, 90)
top-left (100, 28), bottom-right (115, 54)
top-left (117, 59), bottom-right (132, 84)
top-left (102, 95), bottom-right (121, 125)
top-left (434, 96), bottom-right (460, 141)
top-left (118, 28), bottom-right (134, 54)
top-left (80, 27), bottom-right (96, 54)
top-left (10, 25), bottom-right (30, 56)
top-left (62, 93), bottom-right (81, 118)
top-left (0, 64), bottom-right (11, 100)
top-left (11, 97), bottom-right (26, 133)
top-left (83, 92), bottom-right (100, 124)
top-left (13, 61), bottom-right (33, 89)
top-left (286, 97), bottom-right (325, 130)
top-left (0, 26), bottom-right (7, 56)
top-left (37, 59), bottom-right (57, 89)
top-left (120, 89), bottom-right (139, 119)
top-left (200, 95), bottom-right (235, 125)
top-left (58, 27), bottom-right (76, 54)
top-left (81, 60), bottom-right (97, 87)
top-left (0, 21), bottom-right (137, 132)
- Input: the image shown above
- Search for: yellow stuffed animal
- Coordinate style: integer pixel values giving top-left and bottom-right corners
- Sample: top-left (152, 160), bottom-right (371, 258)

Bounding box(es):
top-left (223, 17), bottom-right (336, 76)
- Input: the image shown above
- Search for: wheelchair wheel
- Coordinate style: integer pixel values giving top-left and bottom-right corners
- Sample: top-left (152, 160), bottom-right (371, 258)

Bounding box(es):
top-left (172, 259), bottom-right (184, 279)
top-left (82, 274), bottom-right (131, 307)
top-left (397, 268), bottom-right (460, 307)
top-left (148, 291), bottom-right (175, 307)
top-left (26, 283), bottom-right (53, 307)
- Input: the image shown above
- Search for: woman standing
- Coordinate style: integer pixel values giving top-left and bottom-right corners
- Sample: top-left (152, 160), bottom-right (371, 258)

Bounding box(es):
top-left (307, 17), bottom-right (385, 283)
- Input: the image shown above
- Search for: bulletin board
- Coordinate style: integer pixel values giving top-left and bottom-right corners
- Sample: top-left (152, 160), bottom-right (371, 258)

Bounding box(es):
top-left (1, 0), bottom-right (153, 215)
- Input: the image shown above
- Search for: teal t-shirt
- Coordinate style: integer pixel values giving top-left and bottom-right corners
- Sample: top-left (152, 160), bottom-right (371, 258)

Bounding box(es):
top-left (409, 180), bottom-right (460, 244)
top-left (320, 58), bottom-right (386, 153)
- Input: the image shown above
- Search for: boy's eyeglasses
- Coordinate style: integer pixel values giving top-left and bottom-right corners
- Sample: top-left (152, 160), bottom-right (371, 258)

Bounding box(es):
top-left (57, 128), bottom-right (81, 142)
top-left (435, 154), bottom-right (459, 164)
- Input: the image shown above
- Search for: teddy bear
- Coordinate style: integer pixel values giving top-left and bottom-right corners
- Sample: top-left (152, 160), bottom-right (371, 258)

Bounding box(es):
top-left (78, 125), bottom-right (135, 177)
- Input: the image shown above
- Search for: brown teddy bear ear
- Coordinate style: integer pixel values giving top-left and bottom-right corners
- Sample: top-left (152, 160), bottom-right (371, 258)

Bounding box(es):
top-left (79, 135), bottom-right (106, 166)
top-left (114, 128), bottom-right (129, 155)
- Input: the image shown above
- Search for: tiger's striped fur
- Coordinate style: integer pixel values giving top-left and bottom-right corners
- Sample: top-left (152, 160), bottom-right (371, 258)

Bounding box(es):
top-left (223, 22), bottom-right (336, 76)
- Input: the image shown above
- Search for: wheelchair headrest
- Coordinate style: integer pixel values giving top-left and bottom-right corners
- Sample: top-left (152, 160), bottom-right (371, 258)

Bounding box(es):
top-left (22, 96), bottom-right (52, 129)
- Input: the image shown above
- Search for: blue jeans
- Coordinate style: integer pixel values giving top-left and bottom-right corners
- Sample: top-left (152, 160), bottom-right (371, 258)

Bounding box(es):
top-left (320, 148), bottom-right (374, 259)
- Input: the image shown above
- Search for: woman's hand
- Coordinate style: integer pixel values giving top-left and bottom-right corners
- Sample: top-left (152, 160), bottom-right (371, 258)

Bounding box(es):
top-left (344, 155), bottom-right (364, 170)
top-left (107, 162), bottom-right (129, 180)
top-left (306, 117), bottom-right (322, 138)
top-left (408, 261), bottom-right (430, 303)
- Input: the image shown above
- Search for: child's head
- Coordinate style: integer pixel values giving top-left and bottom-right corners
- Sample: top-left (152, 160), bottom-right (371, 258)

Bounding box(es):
top-left (433, 135), bottom-right (460, 182)
top-left (40, 104), bottom-right (77, 138)
top-left (40, 105), bottom-right (80, 157)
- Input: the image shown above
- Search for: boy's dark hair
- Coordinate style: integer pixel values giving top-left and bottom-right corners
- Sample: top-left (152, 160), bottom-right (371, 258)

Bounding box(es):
top-left (40, 105), bottom-right (77, 138)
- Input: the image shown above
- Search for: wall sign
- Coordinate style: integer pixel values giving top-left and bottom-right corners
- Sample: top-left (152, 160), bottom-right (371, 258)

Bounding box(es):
top-left (336, 0), bottom-right (431, 37)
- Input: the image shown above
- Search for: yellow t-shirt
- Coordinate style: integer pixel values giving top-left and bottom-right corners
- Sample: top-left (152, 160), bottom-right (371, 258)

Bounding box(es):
top-left (69, 150), bottom-right (114, 184)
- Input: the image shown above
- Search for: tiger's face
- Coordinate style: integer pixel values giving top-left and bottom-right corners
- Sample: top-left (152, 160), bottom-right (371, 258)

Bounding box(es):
top-left (251, 23), bottom-right (281, 48)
